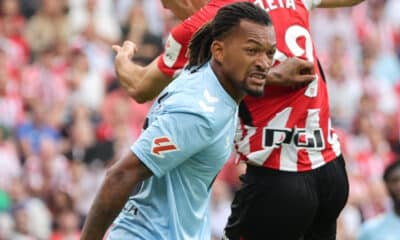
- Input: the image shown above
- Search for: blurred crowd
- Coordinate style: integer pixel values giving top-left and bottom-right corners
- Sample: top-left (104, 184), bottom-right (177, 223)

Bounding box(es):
top-left (0, 0), bottom-right (398, 239)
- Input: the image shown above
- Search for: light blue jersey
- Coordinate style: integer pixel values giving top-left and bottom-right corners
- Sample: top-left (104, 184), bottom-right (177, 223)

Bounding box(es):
top-left (107, 63), bottom-right (238, 240)
top-left (357, 211), bottom-right (400, 240)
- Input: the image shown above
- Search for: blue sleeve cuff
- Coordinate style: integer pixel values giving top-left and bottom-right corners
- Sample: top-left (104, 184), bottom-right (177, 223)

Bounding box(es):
top-left (131, 144), bottom-right (164, 178)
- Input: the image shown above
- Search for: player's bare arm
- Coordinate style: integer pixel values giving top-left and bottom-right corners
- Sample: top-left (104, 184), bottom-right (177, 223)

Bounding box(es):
top-left (160, 0), bottom-right (207, 20)
top-left (114, 43), bottom-right (315, 104)
top-left (267, 57), bottom-right (315, 87)
top-left (112, 41), bottom-right (173, 103)
top-left (318, 0), bottom-right (365, 8)
top-left (80, 153), bottom-right (153, 240)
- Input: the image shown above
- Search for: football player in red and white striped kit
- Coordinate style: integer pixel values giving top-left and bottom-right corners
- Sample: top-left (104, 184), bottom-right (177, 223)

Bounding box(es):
top-left (113, 0), bottom-right (365, 239)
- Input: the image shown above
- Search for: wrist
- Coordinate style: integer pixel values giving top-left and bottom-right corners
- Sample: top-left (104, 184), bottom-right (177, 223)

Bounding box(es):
top-left (266, 70), bottom-right (283, 86)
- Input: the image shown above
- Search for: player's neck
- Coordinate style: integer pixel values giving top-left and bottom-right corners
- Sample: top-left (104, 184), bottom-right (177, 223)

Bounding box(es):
top-left (210, 60), bottom-right (244, 104)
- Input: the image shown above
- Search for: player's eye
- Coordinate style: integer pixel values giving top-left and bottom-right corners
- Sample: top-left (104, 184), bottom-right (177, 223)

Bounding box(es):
top-left (266, 45), bottom-right (276, 57)
top-left (266, 49), bottom-right (275, 58)
top-left (245, 48), bottom-right (257, 55)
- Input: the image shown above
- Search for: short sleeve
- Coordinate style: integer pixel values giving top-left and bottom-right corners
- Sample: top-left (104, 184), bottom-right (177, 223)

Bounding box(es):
top-left (157, 2), bottom-right (220, 78)
top-left (157, 25), bottom-right (191, 78)
top-left (131, 112), bottom-right (212, 177)
top-left (302, 0), bottom-right (322, 10)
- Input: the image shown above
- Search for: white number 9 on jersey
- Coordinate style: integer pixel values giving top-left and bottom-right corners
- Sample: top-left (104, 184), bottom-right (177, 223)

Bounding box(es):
top-left (274, 25), bottom-right (314, 64)
top-left (285, 25), bottom-right (314, 62)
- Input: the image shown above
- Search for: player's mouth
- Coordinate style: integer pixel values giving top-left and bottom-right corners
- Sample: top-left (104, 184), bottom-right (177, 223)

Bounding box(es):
top-left (248, 72), bottom-right (267, 85)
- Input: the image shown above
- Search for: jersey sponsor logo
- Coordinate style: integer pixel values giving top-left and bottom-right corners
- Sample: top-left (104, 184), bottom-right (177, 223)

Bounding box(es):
top-left (151, 136), bottom-right (179, 158)
top-left (257, 107), bottom-right (325, 150)
top-left (163, 34), bottom-right (182, 68)
top-left (263, 127), bottom-right (325, 149)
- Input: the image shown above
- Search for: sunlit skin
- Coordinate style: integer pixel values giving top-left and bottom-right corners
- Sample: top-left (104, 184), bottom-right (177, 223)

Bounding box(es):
top-left (211, 20), bottom-right (276, 102)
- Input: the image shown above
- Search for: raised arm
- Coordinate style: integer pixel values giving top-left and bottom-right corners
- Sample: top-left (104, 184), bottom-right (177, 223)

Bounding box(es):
top-left (81, 153), bottom-right (153, 240)
top-left (114, 0), bottom-right (318, 104)
top-left (114, 40), bottom-right (316, 103)
top-left (267, 58), bottom-right (316, 87)
top-left (160, 0), bottom-right (207, 20)
top-left (318, 0), bottom-right (365, 8)
top-left (112, 41), bottom-right (173, 103)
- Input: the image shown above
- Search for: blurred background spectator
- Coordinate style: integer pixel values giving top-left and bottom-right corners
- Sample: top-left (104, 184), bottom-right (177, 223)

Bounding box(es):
top-left (357, 160), bottom-right (400, 240)
top-left (0, 1), bottom-right (398, 240)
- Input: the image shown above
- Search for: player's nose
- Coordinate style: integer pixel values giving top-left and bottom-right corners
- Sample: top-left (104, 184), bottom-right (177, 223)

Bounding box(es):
top-left (255, 53), bottom-right (273, 71)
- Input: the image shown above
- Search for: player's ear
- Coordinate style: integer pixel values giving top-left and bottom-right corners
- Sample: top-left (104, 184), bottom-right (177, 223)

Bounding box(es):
top-left (211, 40), bottom-right (224, 63)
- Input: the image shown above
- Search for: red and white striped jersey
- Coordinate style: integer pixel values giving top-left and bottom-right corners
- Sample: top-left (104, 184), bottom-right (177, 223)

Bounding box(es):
top-left (157, 0), bottom-right (342, 172)
top-left (0, 93), bottom-right (24, 128)
top-left (157, 0), bottom-right (243, 77)
top-left (236, 0), bottom-right (341, 172)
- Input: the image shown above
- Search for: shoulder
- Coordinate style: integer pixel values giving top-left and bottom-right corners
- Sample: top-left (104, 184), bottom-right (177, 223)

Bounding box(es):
top-left (163, 67), bottom-right (235, 124)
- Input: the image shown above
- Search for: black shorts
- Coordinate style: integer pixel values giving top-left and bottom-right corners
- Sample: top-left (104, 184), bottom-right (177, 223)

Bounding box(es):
top-left (224, 155), bottom-right (349, 240)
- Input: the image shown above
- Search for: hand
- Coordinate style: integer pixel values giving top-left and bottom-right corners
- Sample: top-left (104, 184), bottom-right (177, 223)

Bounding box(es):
top-left (111, 41), bottom-right (140, 97)
top-left (112, 40), bottom-right (137, 63)
top-left (110, 40), bottom-right (167, 103)
top-left (267, 57), bottom-right (316, 88)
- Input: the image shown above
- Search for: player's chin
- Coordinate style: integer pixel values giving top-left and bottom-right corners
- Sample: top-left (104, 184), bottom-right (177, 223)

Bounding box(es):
top-left (247, 80), bottom-right (265, 95)
top-left (245, 85), bottom-right (265, 97)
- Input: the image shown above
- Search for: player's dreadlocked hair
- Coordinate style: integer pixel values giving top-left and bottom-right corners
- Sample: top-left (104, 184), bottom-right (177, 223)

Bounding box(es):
top-left (383, 159), bottom-right (400, 182)
top-left (187, 2), bottom-right (272, 69)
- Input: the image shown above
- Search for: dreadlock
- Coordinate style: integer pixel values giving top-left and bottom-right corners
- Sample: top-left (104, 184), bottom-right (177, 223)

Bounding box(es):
top-left (187, 2), bottom-right (272, 69)
top-left (383, 159), bottom-right (400, 182)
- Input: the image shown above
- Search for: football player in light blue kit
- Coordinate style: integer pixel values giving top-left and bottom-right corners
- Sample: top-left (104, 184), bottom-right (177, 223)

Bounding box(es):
top-left (81, 3), bottom-right (276, 240)
top-left (109, 64), bottom-right (238, 240)
top-left (357, 160), bottom-right (400, 240)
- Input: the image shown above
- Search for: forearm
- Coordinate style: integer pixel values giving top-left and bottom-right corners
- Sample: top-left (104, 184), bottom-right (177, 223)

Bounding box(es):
top-left (81, 170), bottom-right (137, 239)
top-left (114, 55), bottom-right (146, 98)
top-left (318, 0), bottom-right (365, 8)
top-left (161, 0), bottom-right (195, 20)
top-left (160, 0), bottom-right (203, 20)
top-left (114, 55), bottom-right (172, 103)
top-left (113, 40), bottom-right (174, 103)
